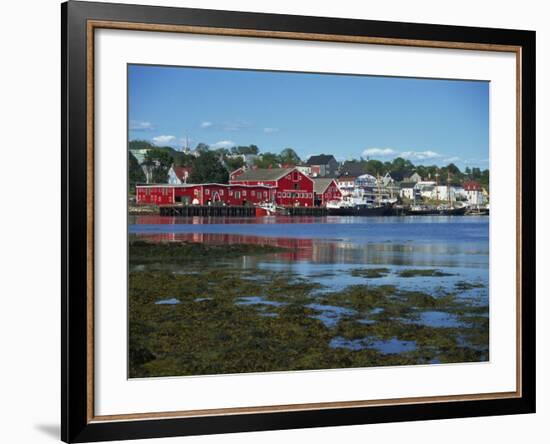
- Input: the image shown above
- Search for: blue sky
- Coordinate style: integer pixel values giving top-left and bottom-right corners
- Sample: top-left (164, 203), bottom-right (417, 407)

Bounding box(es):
top-left (128, 64), bottom-right (489, 169)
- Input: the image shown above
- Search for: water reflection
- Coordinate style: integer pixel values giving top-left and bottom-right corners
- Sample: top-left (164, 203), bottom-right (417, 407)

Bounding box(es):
top-left (132, 231), bottom-right (488, 268)
top-left (129, 215), bottom-right (490, 369)
top-left (131, 215), bottom-right (489, 301)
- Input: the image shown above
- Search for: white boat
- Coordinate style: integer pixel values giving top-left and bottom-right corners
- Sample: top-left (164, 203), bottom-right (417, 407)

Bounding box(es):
top-left (255, 201), bottom-right (282, 216)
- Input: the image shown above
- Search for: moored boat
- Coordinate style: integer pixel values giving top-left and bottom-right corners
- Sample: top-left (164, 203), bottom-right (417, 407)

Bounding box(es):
top-left (438, 206), bottom-right (467, 216)
top-left (405, 205), bottom-right (439, 216)
top-left (327, 202), bottom-right (393, 217)
top-left (254, 202), bottom-right (281, 216)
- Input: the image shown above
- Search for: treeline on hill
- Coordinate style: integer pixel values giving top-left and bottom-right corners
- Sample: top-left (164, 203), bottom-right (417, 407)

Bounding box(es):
top-left (128, 140), bottom-right (489, 190)
top-left (342, 158), bottom-right (489, 190)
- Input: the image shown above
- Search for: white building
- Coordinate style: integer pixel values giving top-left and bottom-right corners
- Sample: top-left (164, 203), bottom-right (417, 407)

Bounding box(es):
top-left (399, 182), bottom-right (417, 200)
top-left (404, 172), bottom-right (422, 183)
top-left (464, 181), bottom-right (487, 205)
top-left (296, 165), bottom-right (312, 176)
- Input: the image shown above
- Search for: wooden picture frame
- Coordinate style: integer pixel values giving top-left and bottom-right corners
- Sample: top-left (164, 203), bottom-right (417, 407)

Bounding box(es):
top-left (62, 1), bottom-right (536, 442)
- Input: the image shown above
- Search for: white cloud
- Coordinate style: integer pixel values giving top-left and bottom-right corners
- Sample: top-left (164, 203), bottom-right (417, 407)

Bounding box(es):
top-left (211, 140), bottom-right (236, 149)
top-left (223, 120), bottom-right (251, 131)
top-left (130, 120), bottom-right (154, 131)
top-left (151, 135), bottom-right (177, 146)
top-left (263, 127), bottom-right (279, 134)
top-left (200, 121), bottom-right (213, 129)
top-left (362, 147), bottom-right (451, 162)
top-left (443, 156), bottom-right (461, 163)
top-left (400, 150), bottom-right (442, 160)
top-left (362, 147), bottom-right (398, 157)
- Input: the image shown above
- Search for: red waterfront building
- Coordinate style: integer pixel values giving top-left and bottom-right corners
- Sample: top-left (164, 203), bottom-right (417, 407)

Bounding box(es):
top-left (136, 183), bottom-right (275, 206)
top-left (313, 178), bottom-right (343, 206)
top-left (136, 167), bottom-right (329, 207)
top-left (229, 167), bottom-right (315, 207)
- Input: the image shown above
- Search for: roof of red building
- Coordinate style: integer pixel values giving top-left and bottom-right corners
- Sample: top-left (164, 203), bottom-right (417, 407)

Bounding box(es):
top-left (230, 167), bottom-right (246, 176)
top-left (313, 178), bottom-right (337, 194)
top-left (136, 183), bottom-right (274, 189)
top-left (463, 180), bottom-right (482, 191)
top-left (172, 166), bottom-right (192, 181)
top-left (230, 167), bottom-right (296, 182)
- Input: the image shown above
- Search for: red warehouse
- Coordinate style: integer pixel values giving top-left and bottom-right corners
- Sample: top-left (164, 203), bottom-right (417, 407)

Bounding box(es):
top-left (136, 183), bottom-right (275, 206)
top-left (313, 178), bottom-right (343, 206)
top-left (230, 167), bottom-right (314, 207)
top-left (229, 167), bottom-right (246, 181)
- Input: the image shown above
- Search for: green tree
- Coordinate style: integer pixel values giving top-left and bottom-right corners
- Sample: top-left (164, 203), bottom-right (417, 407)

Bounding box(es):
top-left (195, 143), bottom-right (210, 153)
top-left (254, 152), bottom-right (280, 168)
top-left (231, 145), bottom-right (259, 155)
top-left (213, 147), bottom-right (230, 157)
top-left (279, 148), bottom-right (301, 165)
top-left (364, 159), bottom-right (384, 176)
top-left (478, 169), bottom-right (490, 190)
top-left (387, 157), bottom-right (414, 180)
top-left (128, 152), bottom-right (146, 191)
top-left (225, 155), bottom-right (245, 172)
top-left (172, 152), bottom-right (194, 167)
top-left (129, 140), bottom-right (154, 150)
top-left (190, 151), bottom-right (229, 183)
top-left (144, 149), bottom-right (173, 183)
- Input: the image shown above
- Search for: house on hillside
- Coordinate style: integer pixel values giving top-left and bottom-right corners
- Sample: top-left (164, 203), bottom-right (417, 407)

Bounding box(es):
top-left (295, 165), bottom-right (312, 176)
top-left (168, 166), bottom-right (193, 185)
top-left (226, 153), bottom-right (258, 167)
top-left (306, 154), bottom-right (339, 177)
top-left (415, 181), bottom-right (437, 199)
top-left (313, 178), bottom-right (342, 206)
top-left (399, 182), bottom-right (418, 200)
top-left (340, 162), bottom-right (365, 178)
top-left (337, 163), bottom-right (366, 196)
top-left (463, 180), bottom-right (486, 205)
top-left (429, 185), bottom-right (458, 202)
top-left (230, 167), bottom-right (314, 207)
top-left (404, 172), bottom-right (422, 183)
top-left (336, 175), bottom-right (356, 196)
top-left (381, 172), bottom-right (400, 199)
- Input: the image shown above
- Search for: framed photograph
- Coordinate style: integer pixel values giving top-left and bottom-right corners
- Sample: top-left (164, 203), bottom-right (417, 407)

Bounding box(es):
top-left (62, 1), bottom-right (536, 442)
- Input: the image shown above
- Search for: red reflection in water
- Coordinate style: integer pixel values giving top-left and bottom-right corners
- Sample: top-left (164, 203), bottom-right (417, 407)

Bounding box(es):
top-left (133, 232), bottom-right (316, 261)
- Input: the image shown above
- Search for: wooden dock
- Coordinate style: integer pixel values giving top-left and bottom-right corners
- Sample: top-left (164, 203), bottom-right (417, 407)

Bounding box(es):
top-left (286, 207), bottom-right (327, 216)
top-left (158, 205), bottom-right (328, 217)
top-left (159, 205), bottom-right (256, 217)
